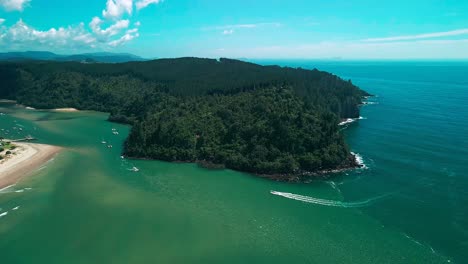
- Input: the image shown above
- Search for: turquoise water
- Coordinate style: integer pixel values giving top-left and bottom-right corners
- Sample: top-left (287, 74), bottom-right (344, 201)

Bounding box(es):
top-left (1, 61), bottom-right (467, 263)
top-left (257, 60), bottom-right (468, 262)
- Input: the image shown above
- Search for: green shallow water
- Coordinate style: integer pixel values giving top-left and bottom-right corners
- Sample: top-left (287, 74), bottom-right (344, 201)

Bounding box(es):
top-left (1, 61), bottom-right (465, 263)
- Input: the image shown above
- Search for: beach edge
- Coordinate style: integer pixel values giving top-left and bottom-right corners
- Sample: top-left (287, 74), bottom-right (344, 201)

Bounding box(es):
top-left (0, 143), bottom-right (62, 189)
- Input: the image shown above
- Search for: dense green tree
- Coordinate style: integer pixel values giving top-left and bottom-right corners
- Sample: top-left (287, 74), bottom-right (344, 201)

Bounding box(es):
top-left (0, 58), bottom-right (369, 179)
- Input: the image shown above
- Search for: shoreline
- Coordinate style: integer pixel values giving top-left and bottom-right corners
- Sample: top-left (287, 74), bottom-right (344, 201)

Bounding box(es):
top-left (25, 107), bottom-right (80, 112)
top-left (256, 153), bottom-right (365, 182)
top-left (126, 152), bottom-right (365, 183)
top-left (0, 142), bottom-right (61, 189)
top-left (0, 99), bottom-right (17, 104)
top-left (338, 116), bottom-right (365, 126)
top-left (52, 108), bottom-right (79, 112)
top-left (0, 99), bottom-right (79, 112)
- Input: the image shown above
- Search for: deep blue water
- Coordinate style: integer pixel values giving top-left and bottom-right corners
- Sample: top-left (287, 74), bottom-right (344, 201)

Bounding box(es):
top-left (253, 60), bottom-right (468, 263)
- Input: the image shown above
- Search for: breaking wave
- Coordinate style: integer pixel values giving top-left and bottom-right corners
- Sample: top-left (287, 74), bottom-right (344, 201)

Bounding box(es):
top-left (351, 152), bottom-right (367, 169)
top-left (338, 116), bottom-right (366, 126)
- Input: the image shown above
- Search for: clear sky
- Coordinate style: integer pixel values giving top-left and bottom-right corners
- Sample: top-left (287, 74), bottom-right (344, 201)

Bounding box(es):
top-left (0, 0), bottom-right (467, 59)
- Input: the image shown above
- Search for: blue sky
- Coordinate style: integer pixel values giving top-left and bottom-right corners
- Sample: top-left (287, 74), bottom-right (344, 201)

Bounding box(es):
top-left (0, 0), bottom-right (467, 59)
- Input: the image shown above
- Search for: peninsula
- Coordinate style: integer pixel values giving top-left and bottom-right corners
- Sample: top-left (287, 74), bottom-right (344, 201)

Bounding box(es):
top-left (0, 58), bottom-right (369, 180)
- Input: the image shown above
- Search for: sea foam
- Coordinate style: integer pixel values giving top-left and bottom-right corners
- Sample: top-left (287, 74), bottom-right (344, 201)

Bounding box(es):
top-left (338, 118), bottom-right (355, 126)
top-left (351, 152), bottom-right (367, 169)
top-left (338, 116), bottom-right (366, 126)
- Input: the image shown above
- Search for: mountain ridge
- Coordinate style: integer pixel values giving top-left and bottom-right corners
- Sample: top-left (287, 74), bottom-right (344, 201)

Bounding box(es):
top-left (0, 51), bottom-right (146, 63)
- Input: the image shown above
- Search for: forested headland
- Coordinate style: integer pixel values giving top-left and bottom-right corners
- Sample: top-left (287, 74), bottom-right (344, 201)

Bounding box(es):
top-left (0, 58), bottom-right (369, 180)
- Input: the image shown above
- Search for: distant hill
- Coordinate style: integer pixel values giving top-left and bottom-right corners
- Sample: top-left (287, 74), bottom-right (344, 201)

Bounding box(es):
top-left (0, 51), bottom-right (146, 63)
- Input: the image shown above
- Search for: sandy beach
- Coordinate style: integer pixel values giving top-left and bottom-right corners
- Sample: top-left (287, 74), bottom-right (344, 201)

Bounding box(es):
top-left (53, 108), bottom-right (79, 112)
top-left (0, 142), bottom-right (61, 189)
top-left (0, 99), bottom-right (17, 103)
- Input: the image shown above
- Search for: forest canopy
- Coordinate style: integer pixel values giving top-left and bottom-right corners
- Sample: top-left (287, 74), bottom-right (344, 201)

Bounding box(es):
top-left (0, 58), bottom-right (369, 180)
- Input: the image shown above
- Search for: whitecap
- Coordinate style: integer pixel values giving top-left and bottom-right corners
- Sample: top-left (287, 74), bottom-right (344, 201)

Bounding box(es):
top-left (338, 118), bottom-right (355, 126)
top-left (12, 206), bottom-right (19, 211)
top-left (351, 152), bottom-right (367, 169)
top-left (0, 211), bottom-right (8, 218)
top-left (338, 116), bottom-right (366, 126)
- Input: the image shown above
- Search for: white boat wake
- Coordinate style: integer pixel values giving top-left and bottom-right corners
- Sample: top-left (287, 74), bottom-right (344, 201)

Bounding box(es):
top-left (270, 191), bottom-right (389, 208)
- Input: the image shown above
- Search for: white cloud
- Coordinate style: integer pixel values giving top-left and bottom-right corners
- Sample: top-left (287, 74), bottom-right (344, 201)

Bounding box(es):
top-left (102, 0), bottom-right (133, 20)
top-left (203, 22), bottom-right (282, 35)
top-left (222, 29), bottom-right (233, 35)
top-left (108, 30), bottom-right (139, 46)
top-left (126, 28), bottom-right (138, 34)
top-left (89, 17), bottom-right (129, 41)
top-left (0, 18), bottom-right (137, 50)
top-left (0, 0), bottom-right (153, 51)
top-left (0, 0), bottom-right (30, 11)
top-left (135, 0), bottom-right (161, 10)
top-left (0, 19), bottom-right (96, 49)
top-left (362, 29), bottom-right (468, 42)
top-left (207, 39), bottom-right (468, 59)
top-left (73, 33), bottom-right (96, 45)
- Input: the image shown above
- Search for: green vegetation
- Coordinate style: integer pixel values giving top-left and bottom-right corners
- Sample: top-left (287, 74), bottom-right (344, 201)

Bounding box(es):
top-left (0, 141), bottom-right (14, 151)
top-left (0, 58), bottom-right (369, 179)
top-left (0, 140), bottom-right (16, 160)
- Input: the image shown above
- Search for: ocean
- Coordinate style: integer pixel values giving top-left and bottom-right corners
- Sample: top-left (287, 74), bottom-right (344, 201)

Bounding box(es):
top-left (0, 60), bottom-right (467, 263)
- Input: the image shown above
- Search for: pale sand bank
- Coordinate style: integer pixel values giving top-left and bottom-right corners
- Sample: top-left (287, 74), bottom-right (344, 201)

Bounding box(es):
top-left (0, 143), bottom-right (61, 189)
top-left (53, 108), bottom-right (79, 112)
top-left (0, 99), bottom-right (17, 103)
